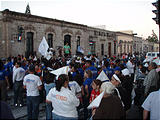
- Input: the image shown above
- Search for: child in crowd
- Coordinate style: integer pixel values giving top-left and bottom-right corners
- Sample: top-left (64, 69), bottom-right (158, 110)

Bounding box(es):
top-left (90, 79), bottom-right (102, 115)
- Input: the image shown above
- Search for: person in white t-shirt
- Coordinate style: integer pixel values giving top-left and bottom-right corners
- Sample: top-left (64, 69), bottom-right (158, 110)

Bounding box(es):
top-left (46, 74), bottom-right (80, 120)
top-left (23, 65), bottom-right (42, 119)
top-left (12, 62), bottom-right (25, 107)
top-left (142, 89), bottom-right (160, 120)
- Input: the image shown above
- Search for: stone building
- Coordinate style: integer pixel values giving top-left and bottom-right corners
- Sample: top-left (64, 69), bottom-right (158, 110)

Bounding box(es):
top-left (0, 9), bottom-right (117, 59)
top-left (133, 36), bottom-right (143, 54)
top-left (116, 31), bottom-right (134, 56)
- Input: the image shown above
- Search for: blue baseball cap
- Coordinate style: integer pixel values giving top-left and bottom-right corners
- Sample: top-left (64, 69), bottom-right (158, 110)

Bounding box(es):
top-left (114, 67), bottom-right (121, 71)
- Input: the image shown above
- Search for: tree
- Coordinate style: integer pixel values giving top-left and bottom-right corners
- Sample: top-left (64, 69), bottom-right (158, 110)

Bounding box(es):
top-left (146, 30), bottom-right (158, 43)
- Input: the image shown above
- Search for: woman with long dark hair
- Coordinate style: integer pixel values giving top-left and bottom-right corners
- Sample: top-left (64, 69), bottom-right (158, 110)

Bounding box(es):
top-left (46, 74), bottom-right (80, 120)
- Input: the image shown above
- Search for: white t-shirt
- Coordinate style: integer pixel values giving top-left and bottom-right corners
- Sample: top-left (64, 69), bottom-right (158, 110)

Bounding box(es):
top-left (23, 74), bottom-right (42, 96)
top-left (46, 87), bottom-right (80, 118)
top-left (69, 81), bottom-right (81, 95)
top-left (13, 67), bottom-right (25, 83)
top-left (142, 90), bottom-right (160, 120)
top-left (126, 60), bottom-right (134, 74)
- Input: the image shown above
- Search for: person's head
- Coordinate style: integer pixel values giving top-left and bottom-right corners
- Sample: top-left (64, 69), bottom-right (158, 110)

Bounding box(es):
top-left (85, 60), bottom-right (92, 68)
top-left (35, 65), bottom-right (39, 72)
top-left (84, 70), bottom-right (92, 78)
top-left (15, 62), bottom-right (21, 68)
top-left (29, 65), bottom-right (35, 73)
top-left (140, 67), bottom-right (146, 74)
top-left (100, 82), bottom-right (115, 95)
top-left (45, 71), bottom-right (56, 84)
top-left (114, 67), bottom-right (121, 75)
top-left (138, 64), bottom-right (143, 69)
top-left (71, 64), bottom-right (78, 72)
top-left (92, 79), bottom-right (102, 91)
top-left (56, 74), bottom-right (69, 91)
top-left (148, 62), bottom-right (157, 71)
top-left (110, 74), bottom-right (121, 87)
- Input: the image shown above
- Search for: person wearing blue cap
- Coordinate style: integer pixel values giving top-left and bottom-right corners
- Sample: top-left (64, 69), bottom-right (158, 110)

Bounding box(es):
top-left (114, 67), bottom-right (121, 76)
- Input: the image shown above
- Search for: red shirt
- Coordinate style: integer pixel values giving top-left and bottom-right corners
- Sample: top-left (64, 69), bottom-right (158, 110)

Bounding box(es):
top-left (90, 89), bottom-right (100, 103)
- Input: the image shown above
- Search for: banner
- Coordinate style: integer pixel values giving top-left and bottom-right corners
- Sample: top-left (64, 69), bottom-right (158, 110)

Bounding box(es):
top-left (50, 66), bottom-right (69, 79)
top-left (87, 92), bottom-right (104, 109)
top-left (97, 70), bottom-right (109, 81)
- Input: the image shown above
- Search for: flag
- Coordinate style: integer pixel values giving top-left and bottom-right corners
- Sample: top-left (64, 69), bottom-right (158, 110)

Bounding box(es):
top-left (97, 70), bottom-right (109, 82)
top-left (87, 92), bottom-right (104, 109)
top-left (50, 66), bottom-right (69, 79)
top-left (18, 34), bottom-right (22, 42)
top-left (77, 46), bottom-right (84, 54)
top-left (38, 36), bottom-right (49, 57)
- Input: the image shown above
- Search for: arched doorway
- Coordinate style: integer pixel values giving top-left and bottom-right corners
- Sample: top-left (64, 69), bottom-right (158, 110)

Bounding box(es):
top-left (48, 33), bottom-right (53, 48)
top-left (26, 32), bottom-right (34, 58)
top-left (64, 34), bottom-right (71, 47)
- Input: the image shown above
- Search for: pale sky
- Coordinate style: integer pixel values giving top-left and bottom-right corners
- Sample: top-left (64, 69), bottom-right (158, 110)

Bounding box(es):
top-left (0, 0), bottom-right (159, 39)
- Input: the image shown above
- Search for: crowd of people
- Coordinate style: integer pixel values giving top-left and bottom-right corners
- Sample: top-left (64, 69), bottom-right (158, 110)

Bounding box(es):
top-left (0, 53), bottom-right (160, 120)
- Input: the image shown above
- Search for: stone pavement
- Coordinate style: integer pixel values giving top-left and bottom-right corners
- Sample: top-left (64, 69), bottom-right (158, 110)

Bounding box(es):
top-left (6, 89), bottom-right (46, 119)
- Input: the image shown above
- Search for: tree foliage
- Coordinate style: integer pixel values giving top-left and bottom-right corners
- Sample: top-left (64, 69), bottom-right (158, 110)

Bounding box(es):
top-left (146, 30), bottom-right (158, 43)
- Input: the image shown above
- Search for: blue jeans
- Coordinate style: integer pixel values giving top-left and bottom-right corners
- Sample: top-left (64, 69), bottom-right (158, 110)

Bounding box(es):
top-left (27, 96), bottom-right (40, 119)
top-left (46, 103), bottom-right (52, 120)
top-left (45, 83), bottom-right (55, 120)
top-left (52, 112), bottom-right (77, 120)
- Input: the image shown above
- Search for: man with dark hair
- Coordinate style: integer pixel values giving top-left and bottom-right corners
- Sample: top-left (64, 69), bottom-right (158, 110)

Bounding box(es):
top-left (85, 60), bottom-right (97, 79)
top-left (143, 62), bottom-right (159, 96)
top-left (13, 62), bottom-right (25, 106)
top-left (23, 65), bottom-right (42, 119)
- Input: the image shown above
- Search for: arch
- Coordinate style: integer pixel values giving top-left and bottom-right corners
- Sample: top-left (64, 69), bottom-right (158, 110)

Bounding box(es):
top-left (45, 27), bottom-right (56, 34)
top-left (62, 29), bottom-right (73, 35)
top-left (24, 24), bottom-right (35, 31)
top-left (75, 30), bottom-right (82, 36)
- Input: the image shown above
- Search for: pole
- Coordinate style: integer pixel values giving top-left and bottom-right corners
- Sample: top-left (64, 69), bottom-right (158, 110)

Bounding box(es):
top-left (159, 23), bottom-right (160, 59)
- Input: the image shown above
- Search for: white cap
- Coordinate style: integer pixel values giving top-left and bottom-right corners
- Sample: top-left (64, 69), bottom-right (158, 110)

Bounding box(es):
top-left (113, 74), bottom-right (121, 83)
top-left (144, 63), bottom-right (149, 67)
top-left (122, 68), bottom-right (130, 76)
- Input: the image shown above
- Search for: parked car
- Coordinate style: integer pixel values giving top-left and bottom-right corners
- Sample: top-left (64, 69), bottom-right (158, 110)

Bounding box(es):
top-left (143, 52), bottom-right (159, 63)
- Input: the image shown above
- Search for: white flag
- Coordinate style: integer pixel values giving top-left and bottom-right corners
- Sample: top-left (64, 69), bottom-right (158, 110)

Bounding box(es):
top-left (87, 92), bottom-right (104, 109)
top-left (77, 46), bottom-right (84, 54)
top-left (38, 36), bottom-right (49, 57)
top-left (97, 70), bottom-right (109, 81)
top-left (50, 66), bottom-right (69, 79)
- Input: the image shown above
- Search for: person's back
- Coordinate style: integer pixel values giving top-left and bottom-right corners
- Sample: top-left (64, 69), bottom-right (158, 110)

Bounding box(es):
top-left (24, 74), bottom-right (42, 96)
top-left (46, 74), bottom-right (80, 119)
top-left (93, 95), bottom-right (125, 119)
top-left (142, 89), bottom-right (160, 120)
top-left (143, 62), bottom-right (159, 96)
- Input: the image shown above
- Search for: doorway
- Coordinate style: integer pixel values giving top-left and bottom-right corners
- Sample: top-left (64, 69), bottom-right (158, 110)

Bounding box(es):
top-left (108, 42), bottom-right (111, 57)
top-left (26, 32), bottom-right (34, 58)
top-left (64, 34), bottom-right (71, 47)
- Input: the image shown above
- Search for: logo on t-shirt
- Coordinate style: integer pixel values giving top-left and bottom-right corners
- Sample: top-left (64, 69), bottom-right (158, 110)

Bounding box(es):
top-left (52, 94), bottom-right (67, 101)
top-left (26, 79), bottom-right (35, 83)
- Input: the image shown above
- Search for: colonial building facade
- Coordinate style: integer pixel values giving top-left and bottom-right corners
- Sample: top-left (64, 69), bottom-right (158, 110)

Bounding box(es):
top-left (0, 9), bottom-right (117, 59)
top-left (116, 31), bottom-right (134, 56)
